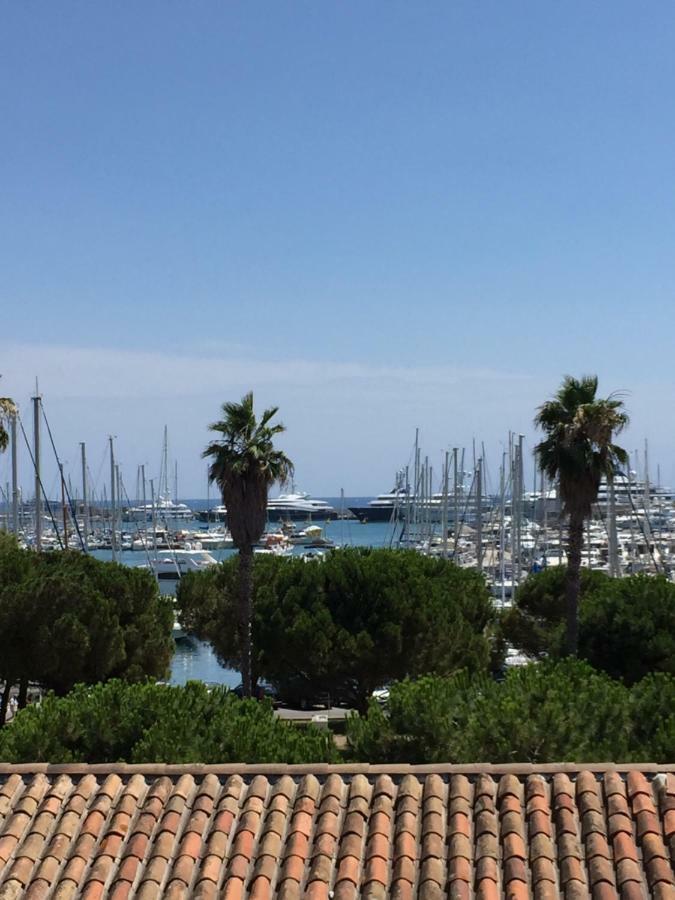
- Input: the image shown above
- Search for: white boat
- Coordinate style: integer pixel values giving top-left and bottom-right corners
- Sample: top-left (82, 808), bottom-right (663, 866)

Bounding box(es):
top-left (266, 491), bottom-right (336, 521)
top-left (125, 496), bottom-right (193, 521)
top-left (141, 547), bottom-right (218, 580)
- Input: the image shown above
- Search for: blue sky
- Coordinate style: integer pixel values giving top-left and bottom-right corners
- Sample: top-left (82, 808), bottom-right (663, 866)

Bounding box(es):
top-left (2, 2), bottom-right (675, 496)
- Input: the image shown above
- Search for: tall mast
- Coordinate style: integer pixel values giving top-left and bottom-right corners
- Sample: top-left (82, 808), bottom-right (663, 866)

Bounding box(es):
top-left (476, 457), bottom-right (483, 572)
top-left (174, 460), bottom-right (178, 504)
top-left (80, 442), bottom-right (89, 551)
top-left (141, 464), bottom-right (147, 545)
top-left (644, 438), bottom-right (650, 512)
top-left (608, 473), bottom-right (619, 577)
top-left (163, 425), bottom-right (169, 497)
top-left (32, 385), bottom-right (42, 551)
top-left (453, 448), bottom-right (459, 546)
top-left (10, 410), bottom-right (18, 534)
top-left (59, 463), bottom-right (68, 547)
top-left (109, 436), bottom-right (116, 562)
top-left (115, 465), bottom-right (121, 545)
top-left (499, 450), bottom-right (506, 604)
top-left (441, 450), bottom-right (449, 558)
top-left (413, 428), bottom-right (420, 539)
top-left (150, 477), bottom-right (158, 553)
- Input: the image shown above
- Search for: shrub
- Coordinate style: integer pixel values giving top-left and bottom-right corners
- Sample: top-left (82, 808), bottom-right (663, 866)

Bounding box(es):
top-left (346, 660), bottom-right (674, 764)
top-left (0, 680), bottom-right (337, 764)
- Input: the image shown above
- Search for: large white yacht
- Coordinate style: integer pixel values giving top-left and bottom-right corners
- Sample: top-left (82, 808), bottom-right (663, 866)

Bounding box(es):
top-left (124, 495), bottom-right (193, 521)
top-left (266, 492), bottom-right (336, 521)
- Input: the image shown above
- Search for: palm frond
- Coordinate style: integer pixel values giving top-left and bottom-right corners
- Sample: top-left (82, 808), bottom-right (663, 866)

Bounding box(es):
top-left (535, 375), bottom-right (628, 518)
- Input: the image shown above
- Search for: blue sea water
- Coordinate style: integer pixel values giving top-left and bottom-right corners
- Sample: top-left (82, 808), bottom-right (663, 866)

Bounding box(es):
top-left (94, 499), bottom-right (400, 685)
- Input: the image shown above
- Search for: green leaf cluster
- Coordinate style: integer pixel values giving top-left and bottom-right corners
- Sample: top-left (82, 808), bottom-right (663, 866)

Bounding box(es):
top-left (0, 680), bottom-right (337, 764)
top-left (177, 548), bottom-right (498, 711)
top-left (0, 543), bottom-right (174, 711)
top-left (346, 659), bottom-right (675, 763)
top-left (500, 567), bottom-right (675, 683)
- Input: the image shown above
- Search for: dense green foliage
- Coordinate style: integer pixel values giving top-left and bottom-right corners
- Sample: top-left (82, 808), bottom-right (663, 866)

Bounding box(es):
top-left (0, 539), bottom-right (174, 719)
top-left (0, 680), bottom-right (337, 764)
top-left (501, 567), bottom-right (675, 683)
top-left (177, 548), bottom-right (497, 711)
top-left (500, 566), bottom-right (608, 658)
top-left (346, 660), bottom-right (675, 763)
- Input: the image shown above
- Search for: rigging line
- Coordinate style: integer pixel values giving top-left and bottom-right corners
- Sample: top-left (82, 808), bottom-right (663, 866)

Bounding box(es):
top-left (17, 413), bottom-right (64, 550)
top-left (118, 474), bottom-right (153, 567)
top-left (623, 474), bottom-right (662, 575)
top-left (40, 405), bottom-right (86, 552)
top-left (452, 468), bottom-right (477, 557)
top-left (91, 444), bottom-right (109, 497)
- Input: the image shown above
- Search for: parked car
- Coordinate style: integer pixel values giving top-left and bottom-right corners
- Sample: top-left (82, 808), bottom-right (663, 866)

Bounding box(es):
top-left (273, 675), bottom-right (332, 710)
top-left (230, 681), bottom-right (280, 706)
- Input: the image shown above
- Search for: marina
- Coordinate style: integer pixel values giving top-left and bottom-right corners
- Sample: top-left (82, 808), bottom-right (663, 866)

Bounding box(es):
top-left (2, 401), bottom-right (674, 685)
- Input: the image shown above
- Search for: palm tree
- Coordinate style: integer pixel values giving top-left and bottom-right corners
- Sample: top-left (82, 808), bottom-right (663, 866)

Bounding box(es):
top-left (203, 392), bottom-right (293, 697)
top-left (535, 375), bottom-right (628, 656)
top-left (0, 396), bottom-right (17, 454)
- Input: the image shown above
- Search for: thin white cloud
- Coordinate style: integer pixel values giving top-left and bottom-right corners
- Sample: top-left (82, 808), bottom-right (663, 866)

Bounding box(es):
top-left (0, 341), bottom-right (533, 402)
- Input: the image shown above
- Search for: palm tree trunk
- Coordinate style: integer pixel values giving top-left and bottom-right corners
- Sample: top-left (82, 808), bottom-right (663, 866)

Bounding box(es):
top-left (564, 510), bottom-right (584, 656)
top-left (238, 547), bottom-right (254, 698)
top-left (17, 677), bottom-right (28, 710)
top-left (0, 679), bottom-right (12, 727)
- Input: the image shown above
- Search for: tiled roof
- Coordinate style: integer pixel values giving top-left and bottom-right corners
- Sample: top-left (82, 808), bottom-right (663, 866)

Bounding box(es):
top-left (0, 764), bottom-right (672, 899)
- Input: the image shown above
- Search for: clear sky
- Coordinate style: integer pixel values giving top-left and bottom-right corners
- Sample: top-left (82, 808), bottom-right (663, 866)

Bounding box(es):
top-left (2, 2), bottom-right (675, 497)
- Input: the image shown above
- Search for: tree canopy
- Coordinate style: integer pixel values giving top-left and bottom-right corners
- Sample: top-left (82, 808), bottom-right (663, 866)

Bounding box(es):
top-left (177, 548), bottom-right (498, 712)
top-left (500, 566), bottom-right (675, 684)
top-left (0, 544), bottom-right (174, 721)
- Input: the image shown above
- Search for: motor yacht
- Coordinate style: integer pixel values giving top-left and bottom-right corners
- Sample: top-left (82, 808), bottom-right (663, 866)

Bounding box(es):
top-left (266, 491), bottom-right (336, 521)
top-left (140, 547), bottom-right (218, 580)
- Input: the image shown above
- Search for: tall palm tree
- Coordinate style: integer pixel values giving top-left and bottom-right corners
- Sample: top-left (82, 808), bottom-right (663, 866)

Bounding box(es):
top-left (203, 392), bottom-right (293, 697)
top-left (535, 375), bottom-right (628, 656)
top-left (0, 396), bottom-right (17, 454)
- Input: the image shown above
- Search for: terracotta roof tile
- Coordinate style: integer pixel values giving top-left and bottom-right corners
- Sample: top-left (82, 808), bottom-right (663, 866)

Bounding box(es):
top-left (0, 765), bottom-right (673, 895)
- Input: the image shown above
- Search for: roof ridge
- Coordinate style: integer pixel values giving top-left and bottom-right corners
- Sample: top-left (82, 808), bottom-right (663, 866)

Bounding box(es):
top-left (0, 762), bottom-right (673, 777)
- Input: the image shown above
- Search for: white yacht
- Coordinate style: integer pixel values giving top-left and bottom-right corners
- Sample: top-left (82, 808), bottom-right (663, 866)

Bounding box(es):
top-left (141, 547), bottom-right (218, 580)
top-left (266, 492), bottom-right (336, 521)
top-left (124, 495), bottom-right (193, 521)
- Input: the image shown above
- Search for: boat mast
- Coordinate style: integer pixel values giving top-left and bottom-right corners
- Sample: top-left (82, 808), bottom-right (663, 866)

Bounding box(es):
top-left (141, 464), bottom-right (147, 545)
top-left (109, 436), bottom-right (116, 562)
top-left (10, 409), bottom-right (18, 535)
top-left (413, 428), bottom-right (420, 542)
top-left (476, 457), bottom-right (483, 572)
top-left (116, 465), bottom-right (121, 543)
top-left (453, 448), bottom-right (459, 548)
top-left (32, 385), bottom-right (42, 551)
top-left (150, 478), bottom-right (158, 553)
top-left (80, 442), bottom-right (89, 551)
top-left (608, 472), bottom-right (619, 577)
top-left (499, 450), bottom-right (506, 605)
top-left (441, 450), bottom-right (449, 558)
top-left (163, 425), bottom-right (169, 498)
top-left (60, 463), bottom-right (68, 547)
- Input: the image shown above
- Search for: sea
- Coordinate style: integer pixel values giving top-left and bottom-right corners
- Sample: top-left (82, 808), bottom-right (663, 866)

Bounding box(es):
top-left (91, 498), bottom-right (401, 687)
